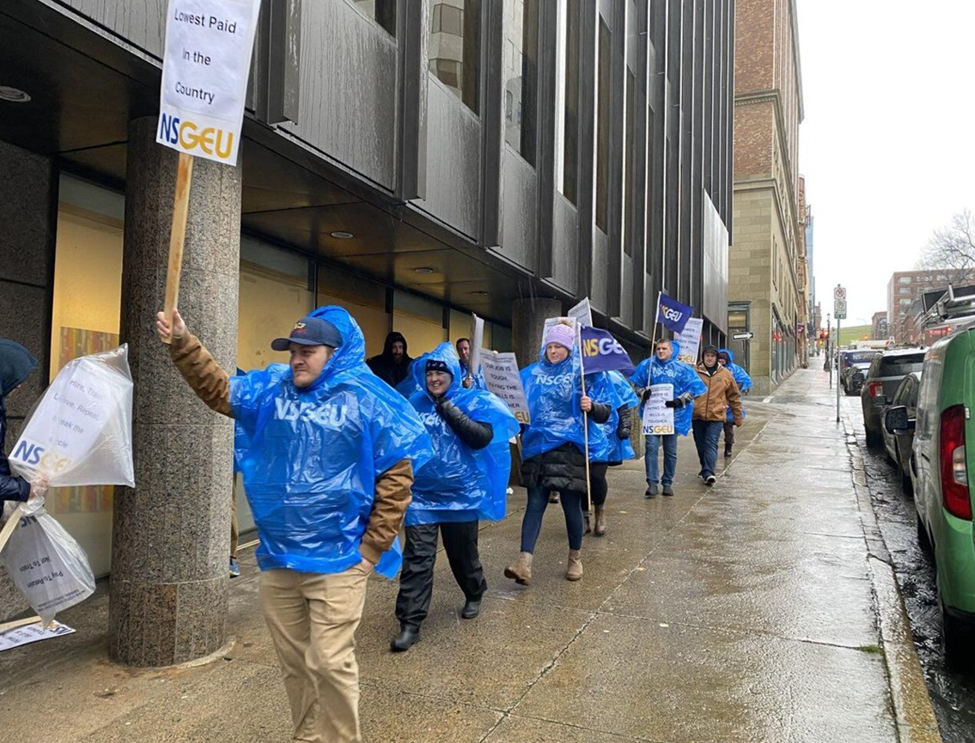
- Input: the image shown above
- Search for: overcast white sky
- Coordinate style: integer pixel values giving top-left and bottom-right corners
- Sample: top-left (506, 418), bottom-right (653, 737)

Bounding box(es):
top-left (796, 0), bottom-right (975, 326)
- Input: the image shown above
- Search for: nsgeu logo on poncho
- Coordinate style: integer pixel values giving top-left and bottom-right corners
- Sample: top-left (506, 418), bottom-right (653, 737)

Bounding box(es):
top-left (274, 399), bottom-right (347, 427)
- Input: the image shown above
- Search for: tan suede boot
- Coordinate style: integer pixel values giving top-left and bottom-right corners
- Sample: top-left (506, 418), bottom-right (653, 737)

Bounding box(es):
top-left (504, 552), bottom-right (533, 585)
top-left (594, 506), bottom-right (607, 536)
top-left (566, 550), bottom-right (583, 581)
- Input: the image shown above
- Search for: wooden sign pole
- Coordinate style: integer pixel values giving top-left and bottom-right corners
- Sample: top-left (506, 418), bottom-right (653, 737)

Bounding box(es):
top-left (162, 152), bottom-right (195, 344)
top-left (0, 503), bottom-right (26, 556)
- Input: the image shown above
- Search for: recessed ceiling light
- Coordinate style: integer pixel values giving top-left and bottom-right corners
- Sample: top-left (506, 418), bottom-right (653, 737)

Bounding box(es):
top-left (470, 290), bottom-right (489, 296)
top-left (0, 86), bottom-right (31, 103)
top-left (330, 230), bottom-right (354, 239)
top-left (413, 267), bottom-right (435, 274)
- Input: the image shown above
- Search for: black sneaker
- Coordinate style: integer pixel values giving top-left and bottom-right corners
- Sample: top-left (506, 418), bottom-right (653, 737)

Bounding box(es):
top-left (724, 447), bottom-right (733, 458)
top-left (645, 484), bottom-right (659, 499)
top-left (662, 484), bottom-right (674, 496)
top-left (705, 475), bottom-right (717, 486)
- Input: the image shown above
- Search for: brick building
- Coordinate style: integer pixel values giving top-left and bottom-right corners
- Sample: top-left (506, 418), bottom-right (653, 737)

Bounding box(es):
top-left (871, 311), bottom-right (888, 341)
top-left (888, 270), bottom-right (972, 344)
top-left (728, 0), bottom-right (806, 394)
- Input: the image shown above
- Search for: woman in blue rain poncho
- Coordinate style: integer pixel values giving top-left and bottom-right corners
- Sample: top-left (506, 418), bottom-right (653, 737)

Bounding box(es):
top-left (503, 322), bottom-right (613, 586)
top-left (157, 305), bottom-right (432, 743)
top-left (629, 338), bottom-right (706, 498)
top-left (391, 343), bottom-right (519, 652)
top-left (718, 348), bottom-right (752, 457)
top-left (583, 370), bottom-right (639, 536)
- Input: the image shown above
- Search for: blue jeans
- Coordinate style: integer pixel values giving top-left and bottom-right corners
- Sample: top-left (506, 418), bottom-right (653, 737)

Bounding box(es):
top-left (520, 486), bottom-right (585, 552)
top-left (692, 420), bottom-right (724, 478)
top-left (645, 434), bottom-right (678, 486)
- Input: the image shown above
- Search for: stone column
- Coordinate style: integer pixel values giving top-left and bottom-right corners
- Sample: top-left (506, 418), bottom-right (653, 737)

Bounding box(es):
top-left (0, 140), bottom-right (56, 621)
top-left (110, 118), bottom-right (241, 666)
top-left (511, 297), bottom-right (562, 368)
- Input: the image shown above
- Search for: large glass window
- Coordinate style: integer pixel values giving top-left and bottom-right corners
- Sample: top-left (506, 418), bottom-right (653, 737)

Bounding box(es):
top-left (238, 237), bottom-right (315, 372)
top-left (351, 0), bottom-right (397, 36)
top-left (49, 175), bottom-right (125, 579)
top-left (429, 0), bottom-right (482, 114)
top-left (318, 264), bottom-right (390, 359)
top-left (393, 290), bottom-right (446, 358)
top-left (595, 18), bottom-right (611, 232)
top-left (556, 0), bottom-right (580, 203)
top-left (503, 0), bottom-right (538, 164)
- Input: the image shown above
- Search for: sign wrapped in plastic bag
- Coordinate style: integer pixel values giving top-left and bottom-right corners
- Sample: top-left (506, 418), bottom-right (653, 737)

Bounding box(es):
top-left (1, 498), bottom-right (95, 625)
top-left (1, 345), bottom-right (133, 623)
top-left (8, 345), bottom-right (134, 488)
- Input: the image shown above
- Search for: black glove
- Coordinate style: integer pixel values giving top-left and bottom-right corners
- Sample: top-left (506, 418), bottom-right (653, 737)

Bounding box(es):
top-left (664, 398), bottom-right (686, 409)
top-left (641, 388), bottom-right (652, 403)
top-left (437, 399), bottom-right (494, 450)
top-left (615, 406), bottom-right (632, 440)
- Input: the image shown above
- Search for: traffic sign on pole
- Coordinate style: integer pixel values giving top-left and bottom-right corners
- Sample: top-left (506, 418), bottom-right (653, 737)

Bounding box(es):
top-left (834, 286), bottom-right (848, 320)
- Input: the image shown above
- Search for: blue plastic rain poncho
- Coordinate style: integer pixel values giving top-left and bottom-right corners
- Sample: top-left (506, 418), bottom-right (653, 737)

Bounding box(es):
top-left (720, 348), bottom-right (752, 423)
top-left (230, 306), bottom-right (434, 579)
top-left (588, 371), bottom-right (639, 463)
top-left (521, 345), bottom-right (614, 460)
top-left (629, 341), bottom-right (706, 436)
top-left (459, 360), bottom-right (487, 391)
top-left (395, 369), bottom-right (422, 399)
top-left (407, 344), bottom-right (519, 526)
top-left (582, 371), bottom-right (627, 462)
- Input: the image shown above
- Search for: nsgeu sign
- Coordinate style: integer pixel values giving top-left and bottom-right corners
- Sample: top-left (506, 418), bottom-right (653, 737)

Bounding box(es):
top-left (157, 0), bottom-right (263, 165)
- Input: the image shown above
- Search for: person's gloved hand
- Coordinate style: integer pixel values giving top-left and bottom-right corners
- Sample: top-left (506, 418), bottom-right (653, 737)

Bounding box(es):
top-left (641, 388), bottom-right (652, 403)
top-left (664, 398), bottom-right (684, 409)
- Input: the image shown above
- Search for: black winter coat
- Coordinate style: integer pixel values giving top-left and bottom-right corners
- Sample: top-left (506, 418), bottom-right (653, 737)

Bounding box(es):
top-left (520, 401), bottom-right (611, 492)
top-left (0, 399), bottom-right (30, 503)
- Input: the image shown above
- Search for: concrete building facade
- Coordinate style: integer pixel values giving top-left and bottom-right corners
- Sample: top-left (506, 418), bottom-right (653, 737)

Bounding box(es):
top-left (0, 0), bottom-right (736, 664)
top-left (871, 311), bottom-right (889, 341)
top-left (728, 0), bottom-right (805, 394)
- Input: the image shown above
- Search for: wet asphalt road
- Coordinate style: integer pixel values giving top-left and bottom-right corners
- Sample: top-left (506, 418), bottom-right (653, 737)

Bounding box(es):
top-left (846, 388), bottom-right (975, 742)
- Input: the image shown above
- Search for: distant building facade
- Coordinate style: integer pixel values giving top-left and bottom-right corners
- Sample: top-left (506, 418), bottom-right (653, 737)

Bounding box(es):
top-left (888, 270), bottom-right (972, 344)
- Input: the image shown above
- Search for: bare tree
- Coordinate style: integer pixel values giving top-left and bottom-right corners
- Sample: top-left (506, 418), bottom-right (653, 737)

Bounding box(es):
top-left (916, 210), bottom-right (975, 281)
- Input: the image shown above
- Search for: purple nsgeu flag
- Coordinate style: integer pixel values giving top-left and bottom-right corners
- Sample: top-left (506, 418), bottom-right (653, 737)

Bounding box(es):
top-left (580, 326), bottom-right (635, 375)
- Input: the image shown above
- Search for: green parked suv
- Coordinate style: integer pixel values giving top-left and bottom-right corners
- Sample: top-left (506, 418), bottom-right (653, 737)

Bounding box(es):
top-left (891, 326), bottom-right (975, 660)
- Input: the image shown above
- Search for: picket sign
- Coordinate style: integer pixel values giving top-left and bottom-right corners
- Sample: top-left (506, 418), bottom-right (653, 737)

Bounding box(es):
top-left (157, 0), bottom-right (263, 341)
top-left (0, 615), bottom-right (44, 635)
top-left (642, 384), bottom-right (676, 435)
top-left (469, 313), bottom-right (485, 379)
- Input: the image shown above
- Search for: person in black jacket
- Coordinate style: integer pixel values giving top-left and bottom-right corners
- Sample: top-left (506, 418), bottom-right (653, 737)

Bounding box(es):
top-left (366, 331), bottom-right (414, 388)
top-left (505, 322), bottom-right (612, 584)
top-left (0, 340), bottom-right (45, 503)
top-left (392, 344), bottom-right (519, 652)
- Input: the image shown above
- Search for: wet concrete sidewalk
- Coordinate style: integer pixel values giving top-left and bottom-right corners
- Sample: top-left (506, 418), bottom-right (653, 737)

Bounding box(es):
top-left (0, 369), bottom-right (941, 742)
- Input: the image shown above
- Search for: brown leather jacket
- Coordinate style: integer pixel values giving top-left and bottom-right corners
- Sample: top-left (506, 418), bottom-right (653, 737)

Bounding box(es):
top-left (693, 364), bottom-right (743, 425)
top-left (169, 332), bottom-right (413, 566)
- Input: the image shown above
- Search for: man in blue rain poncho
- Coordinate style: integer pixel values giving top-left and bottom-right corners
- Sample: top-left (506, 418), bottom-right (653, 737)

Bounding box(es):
top-left (503, 322), bottom-right (613, 586)
top-left (157, 306), bottom-right (432, 743)
top-left (455, 337), bottom-right (487, 390)
top-left (0, 340), bottom-right (48, 504)
top-left (391, 343), bottom-right (518, 652)
top-left (629, 338), bottom-right (706, 498)
top-left (718, 349), bottom-right (752, 458)
top-left (583, 370), bottom-right (639, 536)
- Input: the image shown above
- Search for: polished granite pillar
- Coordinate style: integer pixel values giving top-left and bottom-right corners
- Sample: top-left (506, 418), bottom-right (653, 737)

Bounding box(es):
top-left (512, 297), bottom-right (563, 367)
top-left (110, 117), bottom-right (241, 666)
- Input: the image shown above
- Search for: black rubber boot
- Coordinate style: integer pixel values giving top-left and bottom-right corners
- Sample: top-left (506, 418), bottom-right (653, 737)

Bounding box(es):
top-left (391, 626), bottom-right (421, 652)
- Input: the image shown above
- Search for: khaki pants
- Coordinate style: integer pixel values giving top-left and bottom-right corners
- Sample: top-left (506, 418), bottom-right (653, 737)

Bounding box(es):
top-left (259, 565), bottom-right (371, 743)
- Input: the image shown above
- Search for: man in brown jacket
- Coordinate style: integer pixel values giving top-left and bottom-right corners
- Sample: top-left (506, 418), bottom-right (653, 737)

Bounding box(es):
top-left (156, 306), bottom-right (431, 743)
top-left (692, 346), bottom-right (743, 486)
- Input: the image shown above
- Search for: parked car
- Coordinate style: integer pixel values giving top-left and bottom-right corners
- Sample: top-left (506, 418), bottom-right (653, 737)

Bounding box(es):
top-left (881, 372), bottom-right (921, 493)
top-left (900, 329), bottom-right (975, 661)
top-left (840, 350), bottom-right (879, 396)
top-left (861, 348), bottom-right (926, 448)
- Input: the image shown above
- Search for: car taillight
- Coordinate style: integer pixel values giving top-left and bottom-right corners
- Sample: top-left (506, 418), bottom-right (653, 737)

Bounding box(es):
top-left (940, 405), bottom-right (972, 520)
top-left (868, 381), bottom-right (884, 398)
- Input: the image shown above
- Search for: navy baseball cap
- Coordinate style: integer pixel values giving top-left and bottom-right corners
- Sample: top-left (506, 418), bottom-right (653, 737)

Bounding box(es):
top-left (271, 316), bottom-right (343, 351)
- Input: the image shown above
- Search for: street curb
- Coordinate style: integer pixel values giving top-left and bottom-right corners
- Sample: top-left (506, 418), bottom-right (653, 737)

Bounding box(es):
top-left (843, 415), bottom-right (943, 743)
